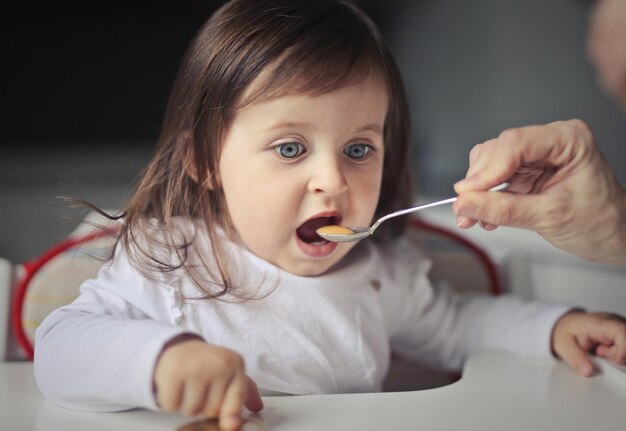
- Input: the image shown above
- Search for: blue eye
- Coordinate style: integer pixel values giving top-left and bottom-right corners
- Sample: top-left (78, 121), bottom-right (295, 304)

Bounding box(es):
top-left (344, 143), bottom-right (370, 160)
top-left (273, 142), bottom-right (306, 159)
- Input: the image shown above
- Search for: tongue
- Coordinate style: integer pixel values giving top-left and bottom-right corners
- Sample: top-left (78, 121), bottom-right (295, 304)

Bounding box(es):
top-left (297, 217), bottom-right (334, 243)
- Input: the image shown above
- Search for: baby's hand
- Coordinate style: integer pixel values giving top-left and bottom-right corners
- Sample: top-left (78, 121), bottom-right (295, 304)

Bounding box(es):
top-left (153, 334), bottom-right (263, 431)
top-left (551, 311), bottom-right (626, 376)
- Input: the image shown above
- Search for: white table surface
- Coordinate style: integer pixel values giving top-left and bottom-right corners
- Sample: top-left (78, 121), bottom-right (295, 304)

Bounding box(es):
top-left (2, 350), bottom-right (625, 431)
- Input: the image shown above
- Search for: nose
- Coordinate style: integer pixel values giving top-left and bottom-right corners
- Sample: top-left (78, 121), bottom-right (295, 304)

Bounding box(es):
top-left (307, 155), bottom-right (348, 196)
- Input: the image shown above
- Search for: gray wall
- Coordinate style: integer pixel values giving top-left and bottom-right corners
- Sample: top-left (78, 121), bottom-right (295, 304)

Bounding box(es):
top-left (0, 145), bottom-right (150, 263)
top-left (2, 0), bottom-right (625, 263)
top-left (387, 0), bottom-right (626, 195)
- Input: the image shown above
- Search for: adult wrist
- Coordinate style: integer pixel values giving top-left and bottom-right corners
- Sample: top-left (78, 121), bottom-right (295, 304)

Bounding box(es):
top-left (601, 184), bottom-right (626, 265)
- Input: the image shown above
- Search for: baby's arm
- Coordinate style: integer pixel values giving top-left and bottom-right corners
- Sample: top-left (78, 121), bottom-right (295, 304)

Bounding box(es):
top-left (382, 238), bottom-right (572, 370)
top-left (153, 334), bottom-right (263, 431)
top-left (35, 302), bottom-right (187, 409)
top-left (34, 249), bottom-right (262, 428)
top-left (551, 311), bottom-right (626, 376)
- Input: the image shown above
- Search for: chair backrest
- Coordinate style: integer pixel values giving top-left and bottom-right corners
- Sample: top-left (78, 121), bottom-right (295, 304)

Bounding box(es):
top-left (14, 230), bottom-right (118, 359)
top-left (407, 217), bottom-right (501, 296)
top-left (8, 211), bottom-right (120, 360)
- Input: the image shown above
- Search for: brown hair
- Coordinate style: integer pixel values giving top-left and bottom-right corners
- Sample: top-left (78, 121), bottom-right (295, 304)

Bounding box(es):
top-left (118, 0), bottom-right (414, 298)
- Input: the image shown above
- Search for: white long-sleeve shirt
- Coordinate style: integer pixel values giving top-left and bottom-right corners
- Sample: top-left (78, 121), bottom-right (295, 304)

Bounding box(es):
top-left (34, 220), bottom-right (570, 412)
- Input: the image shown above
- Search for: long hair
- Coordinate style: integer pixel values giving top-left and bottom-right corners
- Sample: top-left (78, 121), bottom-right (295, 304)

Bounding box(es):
top-left (119, 0), bottom-right (414, 298)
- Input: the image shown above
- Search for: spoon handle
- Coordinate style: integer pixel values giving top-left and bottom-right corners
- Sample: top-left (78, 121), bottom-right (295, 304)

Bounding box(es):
top-left (371, 197), bottom-right (458, 230)
top-left (370, 182), bottom-right (509, 232)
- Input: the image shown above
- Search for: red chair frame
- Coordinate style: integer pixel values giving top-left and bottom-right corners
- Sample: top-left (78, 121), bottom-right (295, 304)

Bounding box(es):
top-left (12, 230), bottom-right (115, 359)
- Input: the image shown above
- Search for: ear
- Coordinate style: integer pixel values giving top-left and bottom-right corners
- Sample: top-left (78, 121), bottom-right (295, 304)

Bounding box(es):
top-left (183, 133), bottom-right (216, 190)
top-left (186, 164), bottom-right (216, 190)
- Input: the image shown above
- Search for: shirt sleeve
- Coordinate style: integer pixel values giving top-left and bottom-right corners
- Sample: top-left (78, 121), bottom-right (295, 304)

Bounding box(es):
top-left (382, 239), bottom-right (572, 372)
top-left (34, 248), bottom-right (197, 412)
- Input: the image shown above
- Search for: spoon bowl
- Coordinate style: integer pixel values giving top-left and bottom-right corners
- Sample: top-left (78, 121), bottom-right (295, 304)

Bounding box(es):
top-left (316, 182), bottom-right (509, 243)
top-left (316, 227), bottom-right (371, 243)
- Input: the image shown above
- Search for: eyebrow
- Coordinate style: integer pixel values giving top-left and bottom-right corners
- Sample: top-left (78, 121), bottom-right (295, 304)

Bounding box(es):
top-left (269, 121), bottom-right (383, 135)
top-left (354, 123), bottom-right (383, 135)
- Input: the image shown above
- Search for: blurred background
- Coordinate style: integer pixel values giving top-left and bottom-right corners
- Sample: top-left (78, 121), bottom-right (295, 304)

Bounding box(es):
top-left (2, 0), bottom-right (625, 264)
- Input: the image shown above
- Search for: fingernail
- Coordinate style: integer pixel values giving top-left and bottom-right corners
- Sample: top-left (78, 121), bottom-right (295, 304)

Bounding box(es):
top-left (455, 174), bottom-right (481, 189)
top-left (456, 216), bottom-right (471, 228)
top-left (220, 415), bottom-right (242, 430)
top-left (454, 179), bottom-right (471, 192)
top-left (578, 364), bottom-right (592, 375)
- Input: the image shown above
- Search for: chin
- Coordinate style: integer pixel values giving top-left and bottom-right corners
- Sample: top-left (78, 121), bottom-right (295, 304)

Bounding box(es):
top-left (280, 260), bottom-right (335, 277)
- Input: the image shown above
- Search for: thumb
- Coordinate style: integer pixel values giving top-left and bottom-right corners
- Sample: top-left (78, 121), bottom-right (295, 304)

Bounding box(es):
top-left (244, 376), bottom-right (264, 413)
top-left (556, 339), bottom-right (594, 377)
top-left (453, 190), bottom-right (548, 230)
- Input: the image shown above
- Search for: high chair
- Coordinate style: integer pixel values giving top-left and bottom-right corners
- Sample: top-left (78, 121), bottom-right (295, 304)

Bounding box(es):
top-left (0, 212), bottom-right (119, 361)
top-left (417, 205), bottom-right (626, 316)
top-left (1, 213), bottom-right (502, 393)
top-left (0, 257), bottom-right (13, 361)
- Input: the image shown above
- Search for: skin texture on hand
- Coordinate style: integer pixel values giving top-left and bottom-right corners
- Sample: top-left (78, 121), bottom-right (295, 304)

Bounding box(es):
top-left (551, 310), bottom-right (626, 376)
top-left (587, 0), bottom-right (626, 106)
top-left (453, 119), bottom-right (626, 265)
top-left (153, 335), bottom-right (263, 431)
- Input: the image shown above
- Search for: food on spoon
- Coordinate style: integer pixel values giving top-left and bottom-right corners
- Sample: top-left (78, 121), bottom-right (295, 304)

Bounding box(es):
top-left (316, 225), bottom-right (354, 236)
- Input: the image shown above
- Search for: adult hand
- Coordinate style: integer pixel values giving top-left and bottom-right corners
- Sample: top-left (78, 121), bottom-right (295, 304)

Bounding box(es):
top-left (587, 0), bottom-right (626, 106)
top-left (551, 310), bottom-right (626, 377)
top-left (153, 335), bottom-right (263, 431)
top-left (453, 119), bottom-right (626, 264)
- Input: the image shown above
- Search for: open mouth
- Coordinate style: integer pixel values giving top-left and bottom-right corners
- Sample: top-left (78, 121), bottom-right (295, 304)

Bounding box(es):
top-left (296, 216), bottom-right (338, 244)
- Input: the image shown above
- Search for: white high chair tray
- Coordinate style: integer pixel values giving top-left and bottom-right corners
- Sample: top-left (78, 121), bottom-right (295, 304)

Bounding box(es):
top-left (2, 350), bottom-right (625, 431)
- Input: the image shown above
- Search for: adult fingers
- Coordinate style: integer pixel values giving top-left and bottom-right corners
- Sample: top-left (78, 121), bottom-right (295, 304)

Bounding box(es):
top-left (453, 189), bottom-right (551, 230)
top-left (468, 143), bottom-right (482, 165)
top-left (456, 216), bottom-right (478, 229)
top-left (455, 120), bottom-right (591, 193)
top-left (478, 220), bottom-right (498, 231)
top-left (456, 138), bottom-right (526, 193)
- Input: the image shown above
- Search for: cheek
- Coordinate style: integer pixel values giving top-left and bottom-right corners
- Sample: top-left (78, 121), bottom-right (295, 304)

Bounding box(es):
top-left (351, 166), bottom-right (383, 209)
top-left (222, 167), bottom-right (299, 240)
top-left (220, 163), bottom-right (259, 231)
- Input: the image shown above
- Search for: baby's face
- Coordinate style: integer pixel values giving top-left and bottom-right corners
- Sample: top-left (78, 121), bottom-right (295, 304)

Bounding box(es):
top-left (218, 78), bottom-right (388, 276)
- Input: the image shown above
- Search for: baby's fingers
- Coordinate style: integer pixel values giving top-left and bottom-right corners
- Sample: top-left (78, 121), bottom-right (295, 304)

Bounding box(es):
top-left (181, 381), bottom-right (209, 416)
top-left (557, 338), bottom-right (594, 377)
top-left (593, 319), bottom-right (626, 364)
top-left (157, 381), bottom-right (184, 413)
top-left (218, 374), bottom-right (247, 431)
top-left (244, 375), bottom-right (264, 413)
top-left (595, 344), bottom-right (626, 365)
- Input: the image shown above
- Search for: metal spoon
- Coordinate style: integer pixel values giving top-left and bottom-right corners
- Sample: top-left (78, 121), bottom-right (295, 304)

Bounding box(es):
top-left (316, 182), bottom-right (509, 243)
